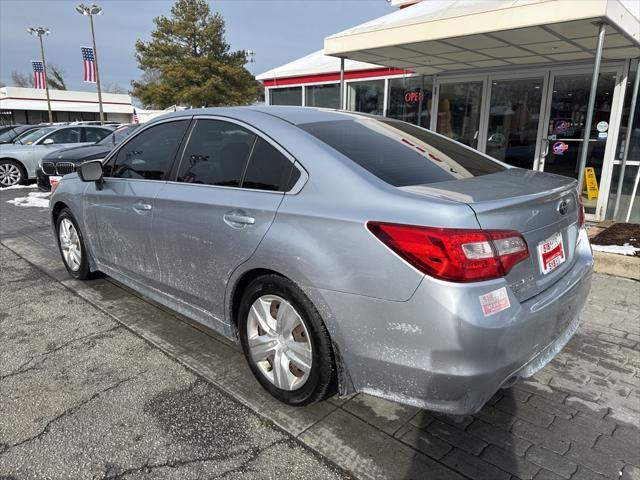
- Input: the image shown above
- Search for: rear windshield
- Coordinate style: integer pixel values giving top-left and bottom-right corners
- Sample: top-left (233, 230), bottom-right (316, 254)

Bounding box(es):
top-left (299, 118), bottom-right (506, 187)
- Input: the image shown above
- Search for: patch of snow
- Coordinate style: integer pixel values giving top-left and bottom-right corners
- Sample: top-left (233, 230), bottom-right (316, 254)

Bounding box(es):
top-left (1, 183), bottom-right (37, 190)
top-left (6, 191), bottom-right (50, 208)
top-left (592, 243), bottom-right (640, 256)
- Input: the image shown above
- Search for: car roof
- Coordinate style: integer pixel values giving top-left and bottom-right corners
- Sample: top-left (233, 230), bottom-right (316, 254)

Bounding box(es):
top-left (151, 106), bottom-right (375, 126)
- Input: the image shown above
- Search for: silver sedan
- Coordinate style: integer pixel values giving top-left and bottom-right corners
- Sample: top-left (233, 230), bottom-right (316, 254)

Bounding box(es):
top-left (49, 107), bottom-right (593, 414)
top-left (0, 124), bottom-right (112, 187)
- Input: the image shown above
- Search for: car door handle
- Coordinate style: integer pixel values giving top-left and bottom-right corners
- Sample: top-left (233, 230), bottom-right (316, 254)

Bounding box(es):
top-left (223, 211), bottom-right (255, 228)
top-left (132, 201), bottom-right (152, 213)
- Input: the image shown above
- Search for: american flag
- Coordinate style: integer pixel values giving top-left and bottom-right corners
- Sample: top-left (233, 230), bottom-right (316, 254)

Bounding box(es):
top-left (81, 46), bottom-right (97, 83)
top-left (132, 108), bottom-right (139, 124)
top-left (32, 61), bottom-right (46, 89)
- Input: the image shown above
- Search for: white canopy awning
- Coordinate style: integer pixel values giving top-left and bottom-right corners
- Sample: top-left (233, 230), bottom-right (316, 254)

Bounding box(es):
top-left (256, 49), bottom-right (383, 81)
top-left (324, 0), bottom-right (640, 74)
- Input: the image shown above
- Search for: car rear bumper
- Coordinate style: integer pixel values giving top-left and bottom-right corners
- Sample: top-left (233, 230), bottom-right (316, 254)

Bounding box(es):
top-left (316, 228), bottom-right (593, 414)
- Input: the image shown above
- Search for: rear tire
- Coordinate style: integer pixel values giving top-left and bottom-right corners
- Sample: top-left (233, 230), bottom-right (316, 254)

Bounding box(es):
top-left (55, 208), bottom-right (95, 280)
top-left (238, 274), bottom-right (336, 406)
top-left (0, 160), bottom-right (26, 187)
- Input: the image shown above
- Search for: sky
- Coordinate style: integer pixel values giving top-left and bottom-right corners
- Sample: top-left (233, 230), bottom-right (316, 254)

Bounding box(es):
top-left (0, 0), bottom-right (394, 93)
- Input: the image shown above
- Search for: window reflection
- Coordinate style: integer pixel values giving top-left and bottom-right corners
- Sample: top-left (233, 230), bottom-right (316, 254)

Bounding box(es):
top-left (346, 80), bottom-right (385, 115)
top-left (486, 78), bottom-right (543, 169)
top-left (437, 82), bottom-right (482, 148)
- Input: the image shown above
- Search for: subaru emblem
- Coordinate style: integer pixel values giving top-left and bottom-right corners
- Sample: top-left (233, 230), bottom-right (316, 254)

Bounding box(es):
top-left (558, 199), bottom-right (569, 215)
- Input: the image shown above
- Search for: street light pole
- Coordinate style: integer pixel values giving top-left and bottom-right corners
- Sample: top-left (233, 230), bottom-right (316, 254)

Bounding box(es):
top-left (27, 26), bottom-right (53, 124)
top-left (76, 3), bottom-right (104, 124)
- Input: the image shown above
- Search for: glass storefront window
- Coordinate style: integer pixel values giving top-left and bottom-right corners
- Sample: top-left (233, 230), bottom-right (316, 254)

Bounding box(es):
top-left (437, 81), bottom-right (483, 148)
top-left (387, 76), bottom-right (432, 128)
top-left (609, 62), bottom-right (640, 222)
top-left (486, 78), bottom-right (543, 169)
top-left (346, 80), bottom-right (384, 115)
top-left (607, 164), bottom-right (640, 223)
top-left (306, 84), bottom-right (340, 109)
top-left (270, 87), bottom-right (302, 106)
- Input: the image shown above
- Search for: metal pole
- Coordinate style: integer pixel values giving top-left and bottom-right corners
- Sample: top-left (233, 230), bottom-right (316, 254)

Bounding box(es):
top-left (39, 34), bottom-right (53, 124)
top-left (577, 22), bottom-right (606, 194)
top-left (89, 14), bottom-right (104, 124)
top-left (339, 57), bottom-right (345, 110)
top-left (613, 59), bottom-right (640, 220)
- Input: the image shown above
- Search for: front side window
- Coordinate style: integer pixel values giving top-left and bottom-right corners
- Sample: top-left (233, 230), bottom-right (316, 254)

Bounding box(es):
top-left (300, 118), bottom-right (505, 187)
top-left (176, 120), bottom-right (256, 187)
top-left (44, 127), bottom-right (82, 144)
top-left (107, 120), bottom-right (189, 180)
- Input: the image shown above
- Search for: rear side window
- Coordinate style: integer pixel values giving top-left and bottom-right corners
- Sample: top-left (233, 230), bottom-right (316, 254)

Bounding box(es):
top-left (243, 138), bottom-right (297, 191)
top-left (177, 120), bottom-right (256, 187)
top-left (300, 119), bottom-right (505, 187)
top-left (107, 120), bottom-right (189, 180)
top-left (85, 127), bottom-right (110, 143)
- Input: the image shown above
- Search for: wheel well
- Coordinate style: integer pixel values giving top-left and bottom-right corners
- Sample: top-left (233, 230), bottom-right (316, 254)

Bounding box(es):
top-left (230, 268), bottom-right (280, 334)
top-left (0, 157), bottom-right (26, 174)
top-left (51, 201), bottom-right (69, 225)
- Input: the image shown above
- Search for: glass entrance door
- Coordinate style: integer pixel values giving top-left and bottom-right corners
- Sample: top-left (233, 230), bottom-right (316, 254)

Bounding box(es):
top-left (539, 70), bottom-right (620, 215)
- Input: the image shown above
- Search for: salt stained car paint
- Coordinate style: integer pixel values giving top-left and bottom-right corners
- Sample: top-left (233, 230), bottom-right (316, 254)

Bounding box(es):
top-left (49, 107), bottom-right (593, 414)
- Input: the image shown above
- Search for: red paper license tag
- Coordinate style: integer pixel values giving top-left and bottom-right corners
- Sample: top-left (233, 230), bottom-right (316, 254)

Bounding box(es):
top-left (479, 287), bottom-right (511, 317)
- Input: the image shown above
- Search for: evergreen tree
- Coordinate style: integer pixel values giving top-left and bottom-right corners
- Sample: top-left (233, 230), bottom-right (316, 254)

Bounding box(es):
top-left (131, 0), bottom-right (259, 109)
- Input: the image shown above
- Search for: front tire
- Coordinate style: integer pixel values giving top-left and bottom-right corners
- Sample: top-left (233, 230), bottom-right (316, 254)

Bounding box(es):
top-left (55, 208), bottom-right (94, 280)
top-left (238, 274), bottom-right (336, 406)
top-left (0, 160), bottom-right (26, 187)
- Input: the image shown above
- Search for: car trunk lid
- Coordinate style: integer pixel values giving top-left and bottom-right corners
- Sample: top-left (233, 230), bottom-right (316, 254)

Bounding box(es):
top-left (400, 169), bottom-right (581, 301)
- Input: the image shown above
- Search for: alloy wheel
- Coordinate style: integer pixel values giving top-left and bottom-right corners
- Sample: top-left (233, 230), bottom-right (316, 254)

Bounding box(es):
top-left (59, 218), bottom-right (82, 271)
top-left (0, 163), bottom-right (21, 187)
top-left (246, 295), bottom-right (312, 391)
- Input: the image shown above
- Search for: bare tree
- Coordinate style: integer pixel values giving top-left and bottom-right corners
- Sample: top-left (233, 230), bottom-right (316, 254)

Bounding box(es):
top-left (11, 71), bottom-right (31, 87)
top-left (47, 63), bottom-right (67, 90)
top-left (10, 65), bottom-right (67, 90)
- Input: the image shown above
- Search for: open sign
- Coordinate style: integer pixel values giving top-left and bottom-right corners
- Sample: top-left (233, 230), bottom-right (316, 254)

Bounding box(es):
top-left (404, 91), bottom-right (424, 104)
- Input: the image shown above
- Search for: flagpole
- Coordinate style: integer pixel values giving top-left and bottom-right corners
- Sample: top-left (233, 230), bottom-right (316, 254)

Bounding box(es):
top-left (27, 27), bottom-right (53, 124)
top-left (89, 14), bottom-right (104, 125)
top-left (77, 4), bottom-right (104, 125)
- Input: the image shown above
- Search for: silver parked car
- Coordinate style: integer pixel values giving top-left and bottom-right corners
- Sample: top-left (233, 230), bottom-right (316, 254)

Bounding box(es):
top-left (49, 107), bottom-right (593, 413)
top-left (0, 124), bottom-right (113, 187)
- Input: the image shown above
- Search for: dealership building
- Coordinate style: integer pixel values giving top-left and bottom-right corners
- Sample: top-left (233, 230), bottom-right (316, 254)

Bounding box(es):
top-left (0, 86), bottom-right (134, 124)
top-left (257, 0), bottom-right (640, 223)
top-left (0, 86), bottom-right (173, 125)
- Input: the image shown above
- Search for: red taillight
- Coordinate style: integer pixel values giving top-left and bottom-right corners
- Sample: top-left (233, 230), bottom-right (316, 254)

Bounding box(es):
top-left (367, 222), bottom-right (529, 282)
top-left (577, 194), bottom-right (586, 228)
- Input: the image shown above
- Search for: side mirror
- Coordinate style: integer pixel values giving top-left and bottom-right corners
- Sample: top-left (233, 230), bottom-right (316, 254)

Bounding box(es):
top-left (78, 160), bottom-right (104, 187)
top-left (42, 138), bottom-right (54, 145)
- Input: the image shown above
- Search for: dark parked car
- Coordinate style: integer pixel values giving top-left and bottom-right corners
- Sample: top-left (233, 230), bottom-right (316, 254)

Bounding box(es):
top-left (0, 125), bottom-right (43, 145)
top-left (37, 124), bottom-right (140, 191)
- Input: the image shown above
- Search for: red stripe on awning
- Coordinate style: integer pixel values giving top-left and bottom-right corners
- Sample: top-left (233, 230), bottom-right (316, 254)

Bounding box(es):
top-left (261, 67), bottom-right (412, 87)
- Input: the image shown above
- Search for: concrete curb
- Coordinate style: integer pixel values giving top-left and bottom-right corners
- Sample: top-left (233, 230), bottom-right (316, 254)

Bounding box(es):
top-left (592, 251), bottom-right (640, 281)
